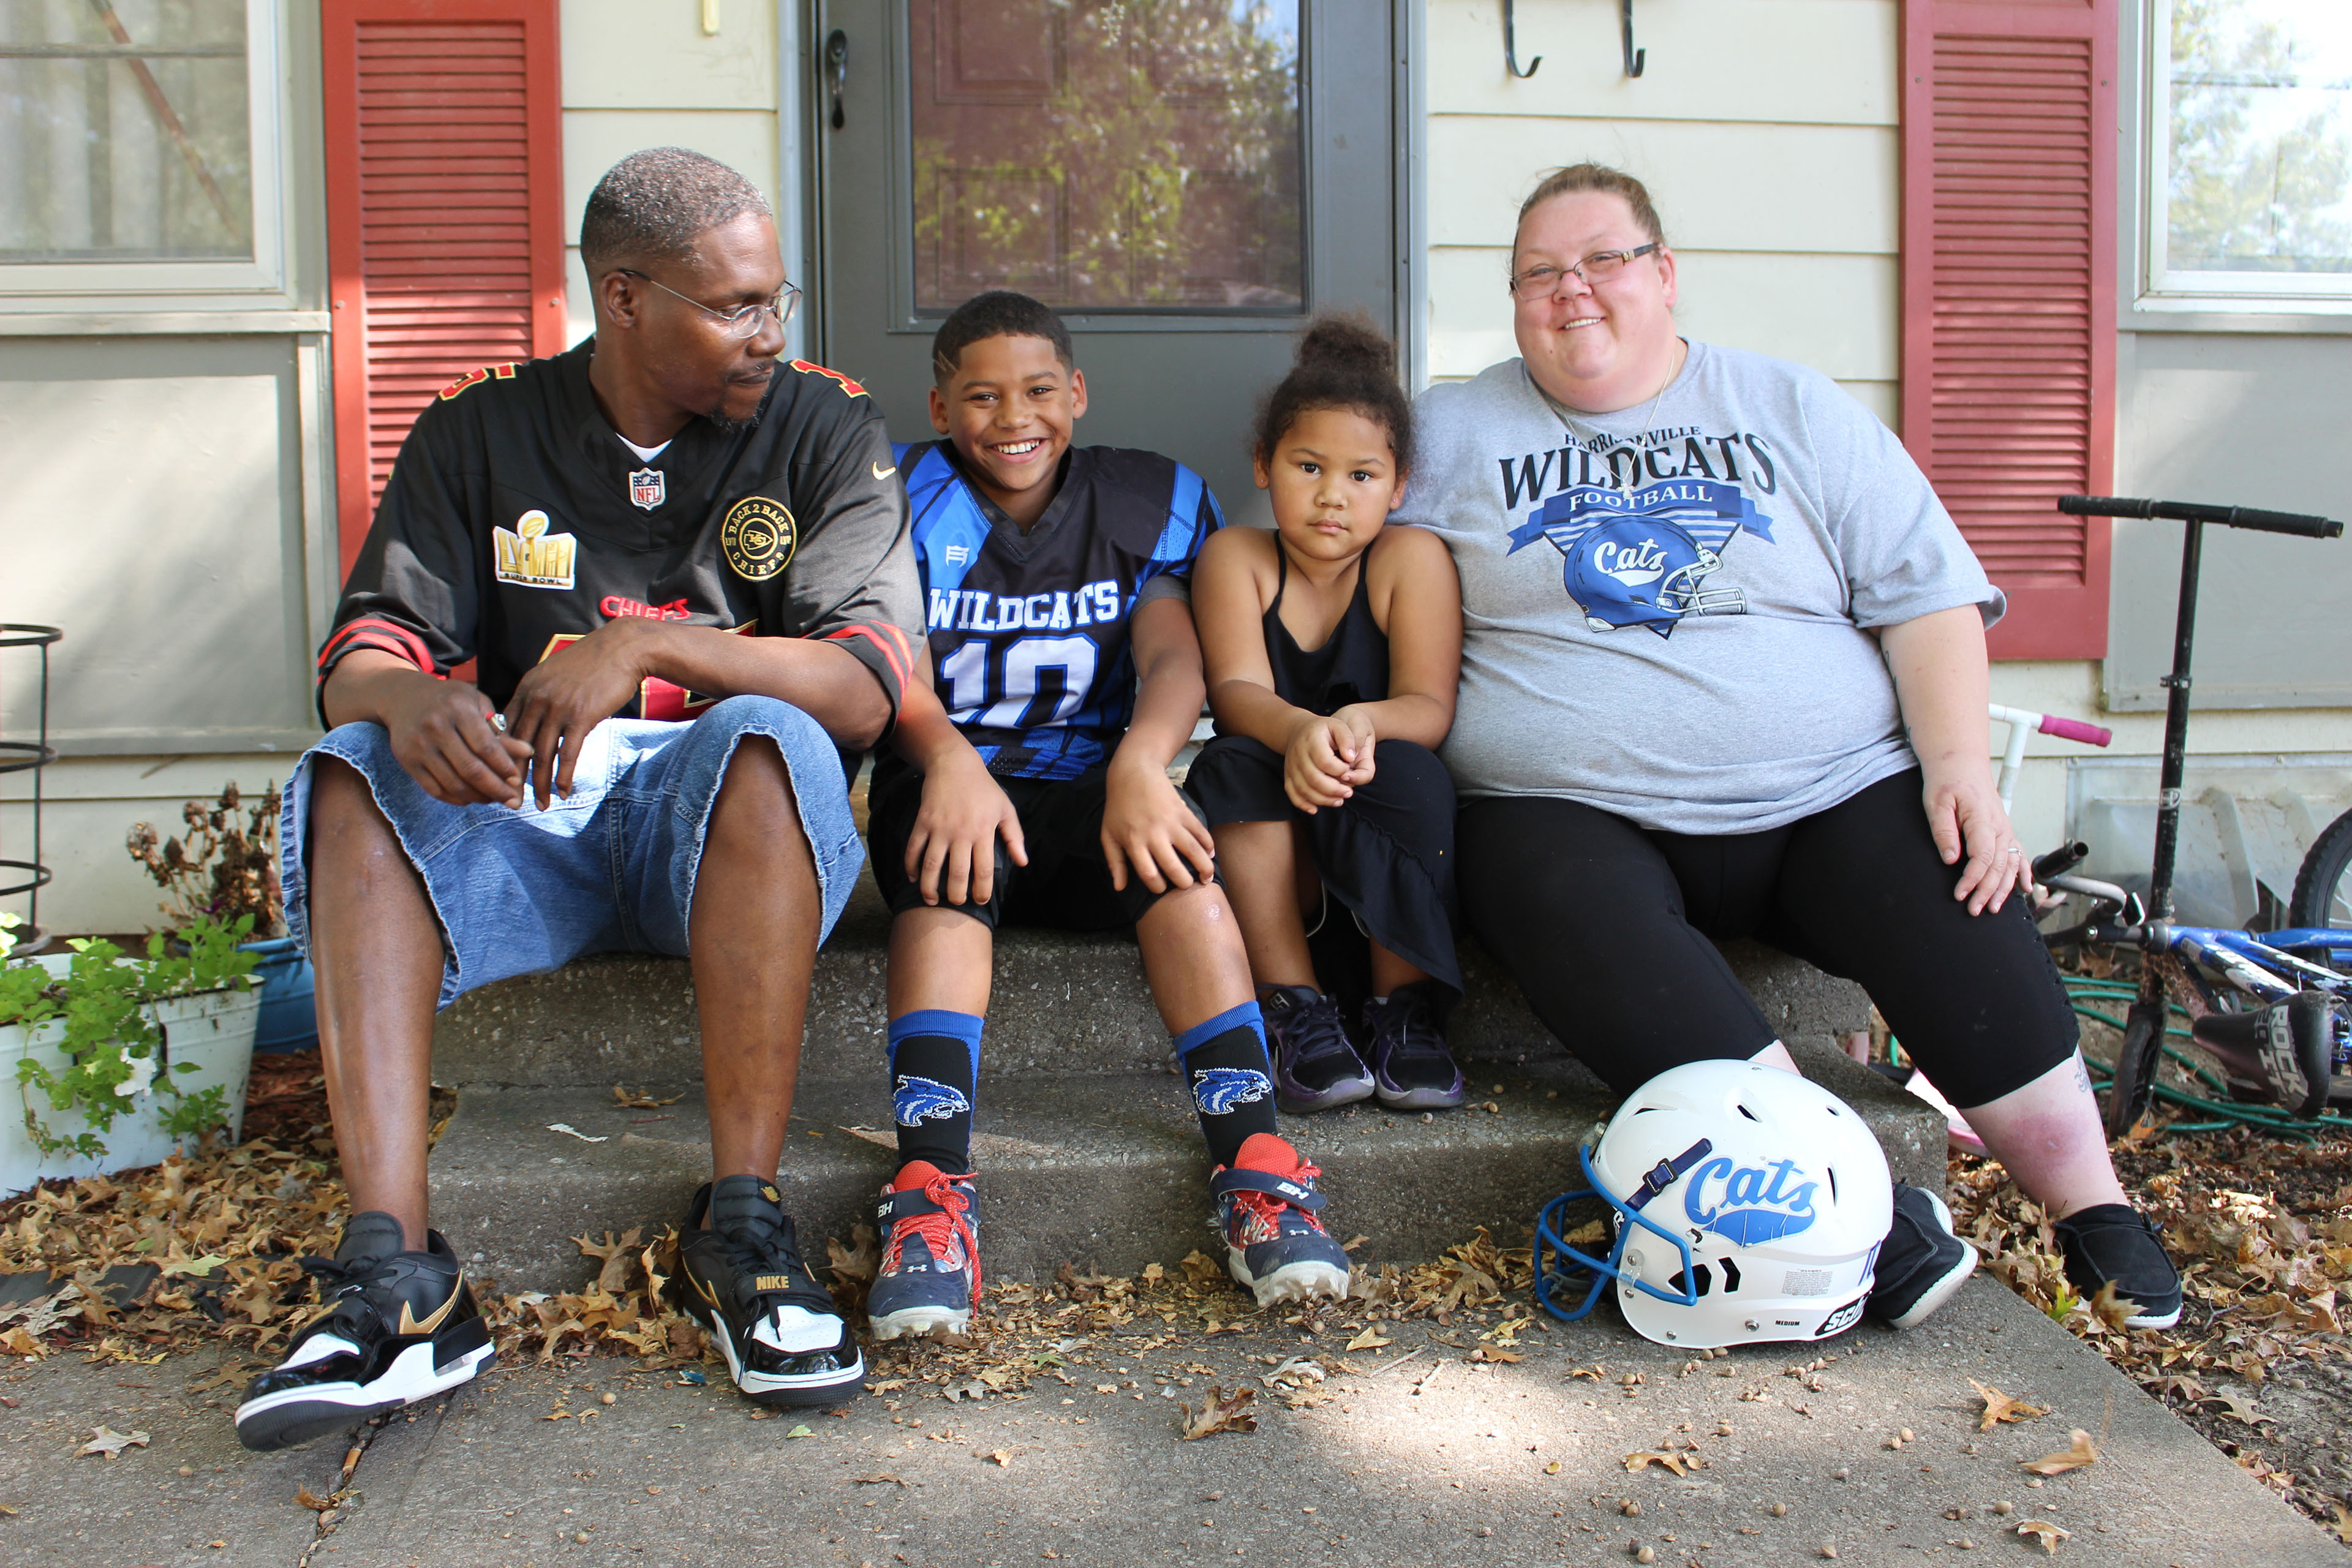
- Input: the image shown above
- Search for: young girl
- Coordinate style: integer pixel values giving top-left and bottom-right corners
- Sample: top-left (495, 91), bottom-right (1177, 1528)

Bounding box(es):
top-left (1185, 318), bottom-right (1465, 1114)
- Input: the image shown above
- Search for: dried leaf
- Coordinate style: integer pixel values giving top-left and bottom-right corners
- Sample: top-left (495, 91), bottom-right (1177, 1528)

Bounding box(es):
top-left (1179, 1250), bottom-right (1224, 1287)
top-left (785, 1424), bottom-right (814, 1439)
top-left (2015, 1520), bottom-right (2070, 1553)
top-left (1968, 1379), bottom-right (2049, 1431)
top-left (1179, 1385), bottom-right (1259, 1440)
top-left (611, 1085), bottom-right (682, 1109)
top-left (983, 1449), bottom-right (1012, 1466)
top-left (1624, 1450), bottom-right (1689, 1477)
top-left (0, 1327), bottom-right (40, 1358)
top-left (2021, 1430), bottom-right (2098, 1475)
top-left (295, 1484), bottom-right (332, 1512)
top-left (853, 1473), bottom-right (904, 1487)
top-left (1344, 1327), bottom-right (1392, 1352)
top-left (2086, 1281), bottom-right (2146, 1332)
top-left (77, 1425), bottom-right (148, 1459)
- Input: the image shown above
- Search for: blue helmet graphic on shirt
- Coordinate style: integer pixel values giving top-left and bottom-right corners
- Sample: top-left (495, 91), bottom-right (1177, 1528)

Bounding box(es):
top-left (894, 1074), bottom-right (971, 1127)
top-left (1505, 475), bottom-right (1775, 639)
top-left (1191, 1067), bottom-right (1273, 1116)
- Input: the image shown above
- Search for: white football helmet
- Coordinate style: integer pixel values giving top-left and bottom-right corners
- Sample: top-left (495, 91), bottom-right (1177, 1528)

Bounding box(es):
top-left (1534, 1060), bottom-right (1894, 1349)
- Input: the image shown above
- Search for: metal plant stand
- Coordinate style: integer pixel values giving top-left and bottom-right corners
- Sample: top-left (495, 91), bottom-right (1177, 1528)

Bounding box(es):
top-left (1, 625), bottom-right (61, 946)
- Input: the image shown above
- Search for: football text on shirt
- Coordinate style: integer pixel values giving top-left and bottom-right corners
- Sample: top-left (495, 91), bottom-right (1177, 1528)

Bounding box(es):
top-left (927, 580), bottom-right (1121, 635)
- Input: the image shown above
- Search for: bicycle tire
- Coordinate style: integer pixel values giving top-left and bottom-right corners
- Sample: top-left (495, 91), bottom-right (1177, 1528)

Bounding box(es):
top-left (2290, 807), bottom-right (2352, 931)
top-left (2103, 1000), bottom-right (2166, 1140)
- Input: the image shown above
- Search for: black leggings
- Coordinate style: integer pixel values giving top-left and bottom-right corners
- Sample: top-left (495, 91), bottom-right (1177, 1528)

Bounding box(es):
top-left (1457, 771), bottom-right (2078, 1110)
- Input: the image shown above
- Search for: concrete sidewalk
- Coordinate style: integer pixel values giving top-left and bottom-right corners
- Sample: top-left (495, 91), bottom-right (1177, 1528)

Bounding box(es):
top-left (2, 1277), bottom-right (2338, 1568)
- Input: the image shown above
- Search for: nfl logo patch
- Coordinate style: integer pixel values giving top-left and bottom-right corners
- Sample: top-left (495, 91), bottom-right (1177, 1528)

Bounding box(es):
top-left (629, 467), bottom-right (666, 511)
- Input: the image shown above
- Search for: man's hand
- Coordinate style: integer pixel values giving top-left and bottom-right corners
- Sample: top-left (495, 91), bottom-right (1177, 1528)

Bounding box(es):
top-left (905, 748), bottom-right (1027, 907)
top-left (1922, 758), bottom-right (2032, 915)
top-left (340, 656), bottom-right (530, 807)
top-left (1283, 706), bottom-right (1378, 815)
top-left (504, 619), bottom-right (660, 810)
top-left (1102, 756), bottom-right (1218, 895)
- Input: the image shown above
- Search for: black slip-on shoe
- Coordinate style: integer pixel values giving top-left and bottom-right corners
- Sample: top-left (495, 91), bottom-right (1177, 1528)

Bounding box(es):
top-left (234, 1213), bottom-right (492, 1452)
top-left (1866, 1183), bottom-right (1978, 1330)
top-left (2053, 1204), bottom-right (2183, 1329)
top-left (674, 1175), bottom-right (863, 1406)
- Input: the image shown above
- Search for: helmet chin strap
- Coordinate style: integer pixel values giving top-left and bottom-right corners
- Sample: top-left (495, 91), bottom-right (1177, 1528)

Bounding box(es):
top-left (1624, 1137), bottom-right (1716, 1212)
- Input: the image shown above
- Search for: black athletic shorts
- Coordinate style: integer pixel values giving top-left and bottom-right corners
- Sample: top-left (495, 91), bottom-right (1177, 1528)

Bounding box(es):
top-left (1456, 769), bottom-right (2078, 1110)
top-left (866, 753), bottom-right (1208, 931)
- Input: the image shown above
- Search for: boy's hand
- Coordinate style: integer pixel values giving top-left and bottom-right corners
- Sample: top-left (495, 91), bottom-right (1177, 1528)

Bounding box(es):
top-left (1283, 707), bottom-right (1378, 815)
top-left (905, 748), bottom-right (1027, 907)
top-left (1102, 756), bottom-right (1218, 895)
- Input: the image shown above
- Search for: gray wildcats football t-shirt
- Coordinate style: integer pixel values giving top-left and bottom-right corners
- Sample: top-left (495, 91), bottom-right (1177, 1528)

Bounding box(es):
top-left (1398, 341), bottom-right (2003, 834)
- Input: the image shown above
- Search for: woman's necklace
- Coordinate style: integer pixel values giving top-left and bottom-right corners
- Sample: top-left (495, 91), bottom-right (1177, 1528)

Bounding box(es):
top-left (1537, 337), bottom-right (1687, 450)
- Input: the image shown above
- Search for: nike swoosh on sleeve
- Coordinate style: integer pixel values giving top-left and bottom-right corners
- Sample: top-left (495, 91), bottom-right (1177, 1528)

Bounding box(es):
top-left (872, 461), bottom-right (897, 480)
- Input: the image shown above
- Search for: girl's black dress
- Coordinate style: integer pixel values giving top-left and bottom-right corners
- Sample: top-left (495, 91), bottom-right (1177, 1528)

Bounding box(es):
top-left (1184, 540), bottom-right (1461, 994)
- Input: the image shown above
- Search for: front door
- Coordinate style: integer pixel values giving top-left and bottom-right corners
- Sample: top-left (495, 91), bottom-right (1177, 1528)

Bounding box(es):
top-left (815, 0), bottom-right (1398, 517)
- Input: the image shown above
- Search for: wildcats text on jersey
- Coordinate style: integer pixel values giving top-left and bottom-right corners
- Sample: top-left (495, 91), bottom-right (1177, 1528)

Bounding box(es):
top-left (927, 581), bottom-right (1120, 633)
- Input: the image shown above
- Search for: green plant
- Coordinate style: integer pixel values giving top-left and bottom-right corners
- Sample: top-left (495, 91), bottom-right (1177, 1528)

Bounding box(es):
top-left (1, 913), bottom-right (259, 1161)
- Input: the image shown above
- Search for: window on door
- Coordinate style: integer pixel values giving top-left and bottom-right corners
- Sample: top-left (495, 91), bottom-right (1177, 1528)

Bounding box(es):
top-left (908, 0), bottom-right (1303, 315)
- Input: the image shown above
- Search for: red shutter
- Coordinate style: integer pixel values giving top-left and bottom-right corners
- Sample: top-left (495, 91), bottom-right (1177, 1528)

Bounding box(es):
top-left (323, 0), bottom-right (566, 581)
top-left (1902, 0), bottom-right (2117, 660)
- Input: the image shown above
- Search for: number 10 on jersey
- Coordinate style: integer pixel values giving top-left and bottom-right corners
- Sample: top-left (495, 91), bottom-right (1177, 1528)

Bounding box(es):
top-left (937, 635), bottom-right (1100, 729)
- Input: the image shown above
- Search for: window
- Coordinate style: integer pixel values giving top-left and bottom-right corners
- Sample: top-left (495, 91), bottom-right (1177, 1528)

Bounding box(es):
top-left (2144, 0), bottom-right (2352, 309)
top-left (0, 0), bottom-right (282, 296)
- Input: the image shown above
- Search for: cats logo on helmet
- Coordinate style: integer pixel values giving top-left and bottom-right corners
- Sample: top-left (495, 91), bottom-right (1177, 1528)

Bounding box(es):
top-left (1563, 517), bottom-right (1746, 635)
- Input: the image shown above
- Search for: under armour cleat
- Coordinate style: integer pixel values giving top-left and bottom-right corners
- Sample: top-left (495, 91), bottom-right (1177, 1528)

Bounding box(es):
top-left (1363, 981), bottom-right (1464, 1110)
top-left (2053, 1204), bottom-right (2182, 1330)
top-left (673, 1175), bottom-right (863, 1406)
top-left (1212, 1132), bottom-right (1353, 1307)
top-left (1866, 1183), bottom-right (1978, 1330)
top-left (867, 1161), bottom-right (981, 1341)
top-left (234, 1212), bottom-right (492, 1452)
top-left (1262, 985), bottom-right (1375, 1114)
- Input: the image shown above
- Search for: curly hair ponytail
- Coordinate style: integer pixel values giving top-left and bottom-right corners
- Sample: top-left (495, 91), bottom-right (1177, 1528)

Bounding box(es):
top-left (1252, 314), bottom-right (1414, 475)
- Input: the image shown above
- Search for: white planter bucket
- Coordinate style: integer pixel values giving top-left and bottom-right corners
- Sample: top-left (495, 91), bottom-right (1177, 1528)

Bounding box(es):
top-left (1, 956), bottom-right (261, 1199)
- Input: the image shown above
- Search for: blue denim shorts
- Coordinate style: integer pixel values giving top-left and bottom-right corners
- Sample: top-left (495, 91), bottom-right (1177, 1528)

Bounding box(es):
top-left (281, 696), bottom-right (864, 1010)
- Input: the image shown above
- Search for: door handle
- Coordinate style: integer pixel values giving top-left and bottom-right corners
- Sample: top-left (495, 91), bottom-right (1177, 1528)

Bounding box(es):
top-left (826, 29), bottom-right (849, 129)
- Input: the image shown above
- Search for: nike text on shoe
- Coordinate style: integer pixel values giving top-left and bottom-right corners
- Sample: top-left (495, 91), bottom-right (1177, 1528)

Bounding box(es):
top-left (1211, 1132), bottom-right (1354, 1308)
top-left (234, 1213), bottom-right (492, 1452)
top-left (1866, 1183), bottom-right (1978, 1331)
top-left (1261, 985), bottom-right (1375, 1114)
top-left (673, 1175), bottom-right (863, 1406)
top-left (2052, 1204), bottom-right (2184, 1330)
top-left (867, 1161), bottom-right (981, 1341)
top-left (1363, 981), bottom-right (1464, 1110)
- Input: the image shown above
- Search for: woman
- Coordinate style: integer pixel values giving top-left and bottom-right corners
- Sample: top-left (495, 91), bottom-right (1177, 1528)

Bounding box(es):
top-left (1396, 164), bottom-right (2180, 1329)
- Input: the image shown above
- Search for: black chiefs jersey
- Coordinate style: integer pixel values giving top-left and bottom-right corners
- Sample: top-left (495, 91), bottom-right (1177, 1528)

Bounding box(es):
top-left (318, 342), bottom-right (922, 728)
top-left (897, 439), bottom-right (1221, 779)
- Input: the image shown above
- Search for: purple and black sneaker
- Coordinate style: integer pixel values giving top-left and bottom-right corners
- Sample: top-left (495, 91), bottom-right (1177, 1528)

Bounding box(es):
top-left (1363, 982), bottom-right (1464, 1110)
top-left (1261, 985), bottom-right (1375, 1113)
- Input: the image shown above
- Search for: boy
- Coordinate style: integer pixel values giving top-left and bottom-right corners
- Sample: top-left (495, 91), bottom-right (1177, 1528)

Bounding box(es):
top-left (864, 290), bottom-right (1354, 1338)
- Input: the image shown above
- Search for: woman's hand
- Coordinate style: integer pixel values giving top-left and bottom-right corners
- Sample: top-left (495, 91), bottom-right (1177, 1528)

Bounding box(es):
top-left (1283, 707), bottom-right (1376, 814)
top-left (1921, 758), bottom-right (2031, 915)
top-left (905, 747), bottom-right (1027, 907)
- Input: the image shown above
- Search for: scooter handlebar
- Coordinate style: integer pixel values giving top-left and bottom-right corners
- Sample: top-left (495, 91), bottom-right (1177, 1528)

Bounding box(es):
top-left (2059, 495), bottom-right (2343, 539)
top-left (2037, 714), bottom-right (2111, 747)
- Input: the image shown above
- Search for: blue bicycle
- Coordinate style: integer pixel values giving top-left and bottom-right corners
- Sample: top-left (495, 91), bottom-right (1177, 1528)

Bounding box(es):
top-left (2033, 497), bottom-right (2350, 1136)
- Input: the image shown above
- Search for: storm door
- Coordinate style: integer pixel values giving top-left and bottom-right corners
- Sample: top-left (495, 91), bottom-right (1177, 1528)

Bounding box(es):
top-left (815, 0), bottom-right (1398, 516)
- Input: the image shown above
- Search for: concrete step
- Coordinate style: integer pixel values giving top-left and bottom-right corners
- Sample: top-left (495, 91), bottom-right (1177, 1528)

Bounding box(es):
top-left (429, 876), bottom-right (1876, 1086)
top-left (429, 1038), bottom-right (1944, 1294)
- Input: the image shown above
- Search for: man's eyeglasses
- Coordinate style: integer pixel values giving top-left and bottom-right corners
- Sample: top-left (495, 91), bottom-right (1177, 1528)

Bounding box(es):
top-left (616, 268), bottom-right (801, 339)
top-left (1508, 242), bottom-right (1663, 299)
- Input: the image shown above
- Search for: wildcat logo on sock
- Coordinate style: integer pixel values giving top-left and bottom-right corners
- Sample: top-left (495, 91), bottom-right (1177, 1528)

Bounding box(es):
top-left (1191, 1067), bottom-right (1273, 1116)
top-left (1681, 1155), bottom-right (1819, 1246)
top-left (894, 1074), bottom-right (971, 1127)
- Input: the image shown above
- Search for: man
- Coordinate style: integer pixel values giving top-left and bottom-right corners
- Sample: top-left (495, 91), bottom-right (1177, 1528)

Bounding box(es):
top-left (235, 149), bottom-right (921, 1450)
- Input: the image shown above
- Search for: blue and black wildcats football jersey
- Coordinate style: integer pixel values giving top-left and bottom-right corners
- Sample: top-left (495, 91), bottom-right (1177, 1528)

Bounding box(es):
top-left (896, 440), bottom-right (1221, 779)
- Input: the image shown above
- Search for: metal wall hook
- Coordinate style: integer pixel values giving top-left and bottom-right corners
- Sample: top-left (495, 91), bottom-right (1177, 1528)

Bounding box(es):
top-left (1621, 0), bottom-right (1646, 78)
top-left (826, 29), bottom-right (850, 130)
top-left (1503, 0), bottom-right (1540, 78)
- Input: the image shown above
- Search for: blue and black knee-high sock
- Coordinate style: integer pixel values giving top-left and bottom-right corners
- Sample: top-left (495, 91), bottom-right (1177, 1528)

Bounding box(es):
top-left (886, 1011), bottom-right (983, 1175)
top-left (1172, 1001), bottom-right (1279, 1167)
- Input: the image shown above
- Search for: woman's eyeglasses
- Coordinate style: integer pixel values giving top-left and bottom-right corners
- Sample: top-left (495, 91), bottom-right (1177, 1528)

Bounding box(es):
top-left (1508, 242), bottom-right (1662, 299)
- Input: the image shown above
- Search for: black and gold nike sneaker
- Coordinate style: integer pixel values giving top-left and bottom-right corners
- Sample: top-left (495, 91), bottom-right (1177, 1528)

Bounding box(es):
top-left (673, 1175), bottom-right (862, 1406)
top-left (234, 1213), bottom-right (493, 1451)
